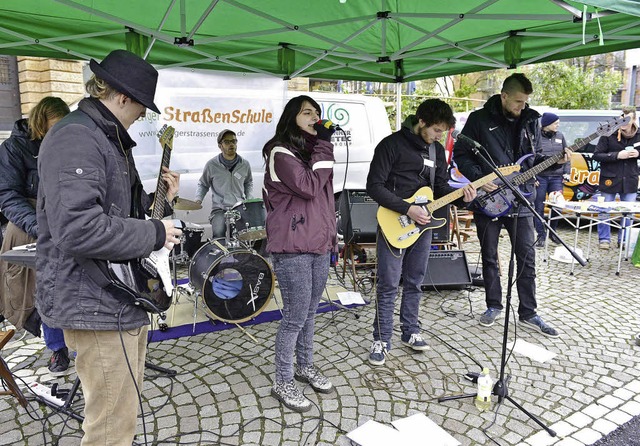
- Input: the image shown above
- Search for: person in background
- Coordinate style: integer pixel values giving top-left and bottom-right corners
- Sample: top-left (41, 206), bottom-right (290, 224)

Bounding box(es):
top-left (195, 129), bottom-right (253, 238)
top-left (0, 96), bottom-right (71, 375)
top-left (366, 99), bottom-right (476, 366)
top-left (453, 73), bottom-right (561, 338)
top-left (592, 105), bottom-right (639, 250)
top-left (534, 112), bottom-right (570, 247)
top-left (36, 49), bottom-right (182, 445)
top-left (262, 95), bottom-right (336, 412)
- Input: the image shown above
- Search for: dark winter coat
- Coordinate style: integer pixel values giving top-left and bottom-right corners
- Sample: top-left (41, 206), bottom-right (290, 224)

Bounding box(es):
top-left (539, 130), bottom-right (570, 177)
top-left (0, 119), bottom-right (39, 238)
top-left (36, 98), bottom-right (167, 331)
top-left (366, 117), bottom-right (462, 215)
top-left (592, 129), bottom-right (640, 195)
top-left (262, 137), bottom-right (336, 254)
top-left (453, 94), bottom-right (542, 215)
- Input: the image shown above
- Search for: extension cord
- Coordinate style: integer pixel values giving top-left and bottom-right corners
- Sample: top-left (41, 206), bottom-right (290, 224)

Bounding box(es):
top-left (28, 381), bottom-right (66, 407)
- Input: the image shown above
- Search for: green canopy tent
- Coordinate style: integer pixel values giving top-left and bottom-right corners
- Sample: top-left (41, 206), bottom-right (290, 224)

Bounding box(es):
top-left (0, 0), bottom-right (639, 83)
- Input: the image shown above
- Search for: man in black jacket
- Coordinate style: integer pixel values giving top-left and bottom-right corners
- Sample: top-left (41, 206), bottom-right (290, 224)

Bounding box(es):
top-left (453, 73), bottom-right (559, 338)
top-left (366, 99), bottom-right (476, 366)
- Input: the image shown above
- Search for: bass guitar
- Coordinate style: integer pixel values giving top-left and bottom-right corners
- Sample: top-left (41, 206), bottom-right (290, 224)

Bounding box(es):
top-left (106, 124), bottom-right (176, 313)
top-left (378, 165), bottom-right (520, 249)
top-left (476, 115), bottom-right (629, 218)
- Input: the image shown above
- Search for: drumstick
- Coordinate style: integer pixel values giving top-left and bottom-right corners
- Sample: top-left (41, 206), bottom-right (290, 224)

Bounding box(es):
top-left (234, 323), bottom-right (258, 343)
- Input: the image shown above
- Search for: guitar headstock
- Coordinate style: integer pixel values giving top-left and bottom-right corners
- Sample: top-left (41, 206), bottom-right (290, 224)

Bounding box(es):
top-left (158, 124), bottom-right (175, 150)
top-left (598, 115), bottom-right (631, 137)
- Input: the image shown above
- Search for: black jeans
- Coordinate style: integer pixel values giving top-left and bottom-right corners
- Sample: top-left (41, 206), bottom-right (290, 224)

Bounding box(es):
top-left (473, 212), bottom-right (538, 320)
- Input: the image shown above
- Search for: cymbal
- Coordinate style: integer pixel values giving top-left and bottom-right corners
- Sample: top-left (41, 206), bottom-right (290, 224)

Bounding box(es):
top-left (174, 198), bottom-right (202, 211)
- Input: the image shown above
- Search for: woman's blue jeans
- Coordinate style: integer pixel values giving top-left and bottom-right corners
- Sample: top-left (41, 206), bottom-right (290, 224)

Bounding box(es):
top-left (272, 252), bottom-right (329, 382)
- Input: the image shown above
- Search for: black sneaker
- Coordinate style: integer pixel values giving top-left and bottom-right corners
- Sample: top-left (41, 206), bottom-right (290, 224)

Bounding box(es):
top-left (535, 238), bottom-right (545, 249)
top-left (48, 347), bottom-right (71, 376)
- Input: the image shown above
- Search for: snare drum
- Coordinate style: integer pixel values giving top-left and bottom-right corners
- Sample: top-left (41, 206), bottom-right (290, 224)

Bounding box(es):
top-left (232, 199), bottom-right (266, 241)
top-left (189, 238), bottom-right (274, 323)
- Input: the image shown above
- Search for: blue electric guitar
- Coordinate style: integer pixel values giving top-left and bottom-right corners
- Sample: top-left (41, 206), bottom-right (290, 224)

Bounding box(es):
top-left (476, 115), bottom-right (629, 218)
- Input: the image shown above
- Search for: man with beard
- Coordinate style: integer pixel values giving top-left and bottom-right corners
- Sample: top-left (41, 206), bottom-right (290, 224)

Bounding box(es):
top-left (453, 73), bottom-right (560, 338)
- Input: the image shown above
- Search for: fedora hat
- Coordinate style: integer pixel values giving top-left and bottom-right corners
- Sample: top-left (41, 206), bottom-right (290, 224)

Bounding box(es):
top-left (89, 49), bottom-right (161, 114)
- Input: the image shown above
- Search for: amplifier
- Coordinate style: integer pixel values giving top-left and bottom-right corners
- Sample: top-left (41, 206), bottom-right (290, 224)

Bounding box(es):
top-left (421, 250), bottom-right (472, 290)
top-left (339, 190), bottom-right (378, 244)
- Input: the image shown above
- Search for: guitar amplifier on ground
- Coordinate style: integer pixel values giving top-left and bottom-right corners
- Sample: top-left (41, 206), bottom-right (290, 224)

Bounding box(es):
top-left (422, 250), bottom-right (472, 290)
top-left (339, 190), bottom-right (378, 244)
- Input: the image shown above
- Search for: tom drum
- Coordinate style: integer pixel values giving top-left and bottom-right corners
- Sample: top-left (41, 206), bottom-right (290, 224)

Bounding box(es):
top-left (232, 199), bottom-right (266, 241)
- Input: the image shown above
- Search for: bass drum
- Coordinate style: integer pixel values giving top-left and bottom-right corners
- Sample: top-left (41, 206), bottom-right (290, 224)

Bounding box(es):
top-left (189, 238), bottom-right (274, 323)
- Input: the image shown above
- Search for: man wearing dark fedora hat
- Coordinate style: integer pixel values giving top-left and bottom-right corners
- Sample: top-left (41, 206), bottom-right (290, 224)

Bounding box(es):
top-left (36, 49), bottom-right (182, 445)
top-left (195, 128), bottom-right (254, 238)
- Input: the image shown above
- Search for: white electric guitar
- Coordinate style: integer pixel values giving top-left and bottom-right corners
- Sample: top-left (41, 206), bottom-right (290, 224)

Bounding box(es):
top-left (106, 125), bottom-right (175, 313)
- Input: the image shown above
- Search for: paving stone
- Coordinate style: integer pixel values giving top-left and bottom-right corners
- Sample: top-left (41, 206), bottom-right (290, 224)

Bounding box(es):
top-left (604, 408), bottom-right (633, 425)
top-left (597, 394), bottom-right (624, 409)
top-left (591, 418), bottom-right (618, 436)
top-left (554, 438), bottom-right (585, 445)
top-left (582, 404), bottom-right (609, 419)
top-left (565, 412), bottom-right (592, 429)
top-left (619, 400), bottom-right (640, 416)
top-left (572, 427), bottom-right (602, 444)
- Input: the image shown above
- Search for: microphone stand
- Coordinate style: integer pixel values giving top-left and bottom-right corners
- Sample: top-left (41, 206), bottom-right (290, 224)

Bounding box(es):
top-left (438, 142), bottom-right (585, 437)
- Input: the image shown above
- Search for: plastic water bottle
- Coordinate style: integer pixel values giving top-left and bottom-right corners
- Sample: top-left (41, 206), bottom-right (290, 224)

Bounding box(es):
top-left (475, 367), bottom-right (493, 412)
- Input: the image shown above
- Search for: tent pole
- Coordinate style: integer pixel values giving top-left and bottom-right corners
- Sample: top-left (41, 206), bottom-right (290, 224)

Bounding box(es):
top-left (395, 83), bottom-right (402, 131)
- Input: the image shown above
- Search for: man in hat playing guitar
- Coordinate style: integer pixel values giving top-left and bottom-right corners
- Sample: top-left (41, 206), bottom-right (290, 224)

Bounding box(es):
top-left (36, 49), bottom-right (182, 445)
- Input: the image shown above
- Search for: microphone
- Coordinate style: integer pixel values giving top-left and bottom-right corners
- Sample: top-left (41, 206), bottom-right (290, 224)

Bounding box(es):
top-left (316, 119), bottom-right (341, 131)
top-left (451, 130), bottom-right (482, 149)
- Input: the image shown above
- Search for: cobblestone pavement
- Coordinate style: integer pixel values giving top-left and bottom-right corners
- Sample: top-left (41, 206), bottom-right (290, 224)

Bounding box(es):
top-left (1, 224), bottom-right (639, 445)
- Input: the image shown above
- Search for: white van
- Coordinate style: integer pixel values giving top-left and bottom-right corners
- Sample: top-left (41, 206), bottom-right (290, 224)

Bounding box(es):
top-left (132, 69), bottom-right (391, 233)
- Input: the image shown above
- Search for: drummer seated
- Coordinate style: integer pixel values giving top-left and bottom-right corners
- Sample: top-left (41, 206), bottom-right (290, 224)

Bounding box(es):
top-left (194, 128), bottom-right (254, 238)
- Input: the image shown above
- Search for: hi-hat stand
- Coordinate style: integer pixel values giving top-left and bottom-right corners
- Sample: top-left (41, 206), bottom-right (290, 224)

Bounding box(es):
top-left (438, 140), bottom-right (586, 437)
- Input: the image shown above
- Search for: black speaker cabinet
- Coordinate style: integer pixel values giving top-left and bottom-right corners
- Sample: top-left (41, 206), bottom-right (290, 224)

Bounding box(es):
top-left (431, 204), bottom-right (450, 243)
top-left (422, 250), bottom-right (472, 290)
top-left (339, 190), bottom-right (378, 244)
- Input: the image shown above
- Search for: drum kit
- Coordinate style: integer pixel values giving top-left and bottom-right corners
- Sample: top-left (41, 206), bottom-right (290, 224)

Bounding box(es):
top-left (170, 198), bottom-right (274, 329)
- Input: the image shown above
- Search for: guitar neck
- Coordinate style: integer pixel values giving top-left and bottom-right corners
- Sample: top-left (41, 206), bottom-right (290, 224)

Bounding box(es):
top-left (426, 172), bottom-right (501, 213)
top-left (511, 133), bottom-right (598, 186)
top-left (150, 145), bottom-right (172, 220)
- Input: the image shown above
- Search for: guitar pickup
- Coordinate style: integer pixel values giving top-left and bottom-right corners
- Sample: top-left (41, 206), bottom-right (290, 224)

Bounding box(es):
top-left (398, 228), bottom-right (420, 241)
top-left (398, 215), bottom-right (412, 228)
top-left (414, 196), bottom-right (429, 204)
top-left (141, 258), bottom-right (158, 276)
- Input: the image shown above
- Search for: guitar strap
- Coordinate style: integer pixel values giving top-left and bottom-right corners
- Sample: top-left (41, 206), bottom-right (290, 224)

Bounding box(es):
top-left (420, 143), bottom-right (436, 187)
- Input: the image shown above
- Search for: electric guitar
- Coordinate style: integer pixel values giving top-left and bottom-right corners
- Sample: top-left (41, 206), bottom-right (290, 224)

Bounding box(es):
top-left (378, 165), bottom-right (520, 249)
top-left (106, 125), bottom-right (176, 313)
top-left (476, 115), bottom-right (629, 218)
